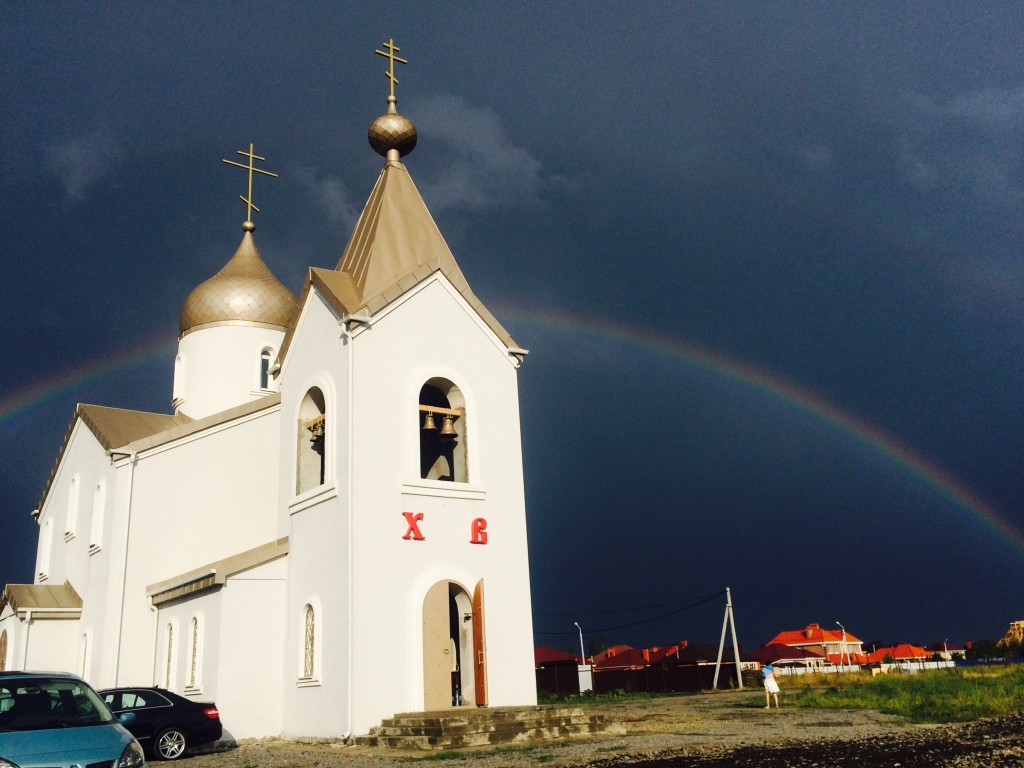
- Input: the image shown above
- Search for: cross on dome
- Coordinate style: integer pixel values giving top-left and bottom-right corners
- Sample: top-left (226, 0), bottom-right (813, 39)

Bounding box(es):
top-left (222, 143), bottom-right (279, 229)
top-left (375, 38), bottom-right (408, 101)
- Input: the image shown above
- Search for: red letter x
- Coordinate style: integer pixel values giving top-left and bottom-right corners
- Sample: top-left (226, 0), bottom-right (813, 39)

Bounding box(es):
top-left (402, 511), bottom-right (425, 540)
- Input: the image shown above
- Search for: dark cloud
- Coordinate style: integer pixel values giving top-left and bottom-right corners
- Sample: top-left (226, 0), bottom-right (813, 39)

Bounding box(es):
top-left (2, 2), bottom-right (1023, 652)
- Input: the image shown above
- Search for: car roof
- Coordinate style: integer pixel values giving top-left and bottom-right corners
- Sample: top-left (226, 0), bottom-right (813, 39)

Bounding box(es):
top-left (0, 671), bottom-right (86, 681)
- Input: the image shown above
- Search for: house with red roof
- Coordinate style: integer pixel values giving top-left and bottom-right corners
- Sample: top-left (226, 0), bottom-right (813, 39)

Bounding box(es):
top-left (865, 643), bottom-right (929, 664)
top-left (767, 622), bottom-right (868, 666)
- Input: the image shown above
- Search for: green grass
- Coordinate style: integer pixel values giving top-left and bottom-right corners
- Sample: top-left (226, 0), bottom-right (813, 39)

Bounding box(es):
top-left (784, 665), bottom-right (1024, 722)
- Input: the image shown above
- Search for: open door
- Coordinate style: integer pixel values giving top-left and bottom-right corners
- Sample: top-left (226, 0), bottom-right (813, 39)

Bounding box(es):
top-left (472, 579), bottom-right (487, 706)
top-left (422, 581), bottom-right (451, 710)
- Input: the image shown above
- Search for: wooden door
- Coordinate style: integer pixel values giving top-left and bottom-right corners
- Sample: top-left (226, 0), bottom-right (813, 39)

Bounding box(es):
top-left (422, 581), bottom-right (451, 710)
top-left (472, 579), bottom-right (487, 706)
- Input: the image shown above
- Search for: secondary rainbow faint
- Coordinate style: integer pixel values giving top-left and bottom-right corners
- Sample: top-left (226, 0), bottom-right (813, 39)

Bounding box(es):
top-left (0, 337), bottom-right (176, 426)
top-left (495, 304), bottom-right (1024, 556)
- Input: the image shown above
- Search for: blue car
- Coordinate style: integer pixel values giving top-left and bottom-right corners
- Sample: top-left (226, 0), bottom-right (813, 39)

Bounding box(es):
top-left (0, 671), bottom-right (145, 768)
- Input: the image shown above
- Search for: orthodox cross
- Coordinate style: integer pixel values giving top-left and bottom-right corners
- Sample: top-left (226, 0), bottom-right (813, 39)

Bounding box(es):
top-left (222, 143), bottom-right (278, 223)
top-left (375, 38), bottom-right (408, 100)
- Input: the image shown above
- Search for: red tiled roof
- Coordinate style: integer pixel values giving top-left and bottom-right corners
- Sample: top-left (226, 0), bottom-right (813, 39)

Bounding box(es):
top-left (768, 622), bottom-right (862, 646)
top-left (590, 644), bottom-right (635, 665)
top-left (535, 646), bottom-right (579, 665)
top-left (865, 644), bottom-right (929, 663)
top-left (593, 647), bottom-right (647, 671)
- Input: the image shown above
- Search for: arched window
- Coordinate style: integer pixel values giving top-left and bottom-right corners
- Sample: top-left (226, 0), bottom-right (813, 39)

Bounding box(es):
top-left (65, 474), bottom-right (80, 539)
top-left (164, 622), bottom-right (175, 689)
top-left (296, 388), bottom-right (326, 494)
top-left (418, 379), bottom-right (467, 483)
top-left (0, 629), bottom-right (8, 671)
top-left (258, 347), bottom-right (275, 391)
top-left (89, 481), bottom-right (105, 553)
top-left (188, 615), bottom-right (201, 689)
top-left (302, 603), bottom-right (316, 679)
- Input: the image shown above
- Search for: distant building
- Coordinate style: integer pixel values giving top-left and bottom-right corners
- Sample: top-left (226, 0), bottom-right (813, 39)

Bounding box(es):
top-left (865, 643), bottom-right (929, 664)
top-left (996, 620), bottom-right (1024, 649)
top-left (925, 641), bottom-right (963, 660)
top-left (767, 622), bottom-right (867, 665)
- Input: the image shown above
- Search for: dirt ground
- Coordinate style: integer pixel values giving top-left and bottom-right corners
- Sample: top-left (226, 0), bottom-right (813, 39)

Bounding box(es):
top-left (179, 690), bottom-right (1024, 768)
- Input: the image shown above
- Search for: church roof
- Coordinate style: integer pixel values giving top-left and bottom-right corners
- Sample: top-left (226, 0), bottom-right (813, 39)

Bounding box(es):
top-left (0, 581), bottom-right (82, 618)
top-left (36, 396), bottom-right (280, 513)
top-left (36, 404), bottom-right (190, 513)
top-left (277, 158), bottom-right (519, 366)
top-left (179, 226), bottom-right (296, 337)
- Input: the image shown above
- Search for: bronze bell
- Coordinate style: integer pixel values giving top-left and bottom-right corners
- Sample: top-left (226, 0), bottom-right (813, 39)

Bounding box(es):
top-left (439, 415), bottom-right (458, 436)
top-left (422, 411), bottom-right (437, 431)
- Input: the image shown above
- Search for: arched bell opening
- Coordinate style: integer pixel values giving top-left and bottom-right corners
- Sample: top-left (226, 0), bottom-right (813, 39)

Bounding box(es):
top-left (418, 379), bottom-right (467, 482)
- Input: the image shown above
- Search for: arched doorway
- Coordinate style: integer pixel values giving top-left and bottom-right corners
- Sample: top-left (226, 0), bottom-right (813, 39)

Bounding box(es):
top-left (422, 580), bottom-right (486, 710)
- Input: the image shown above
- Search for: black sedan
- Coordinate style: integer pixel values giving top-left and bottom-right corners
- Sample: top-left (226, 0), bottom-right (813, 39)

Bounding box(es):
top-left (100, 686), bottom-right (222, 760)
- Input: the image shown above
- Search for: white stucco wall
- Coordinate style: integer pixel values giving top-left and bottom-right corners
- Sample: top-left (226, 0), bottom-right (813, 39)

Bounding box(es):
top-left (114, 406), bottom-right (282, 687)
top-left (215, 557), bottom-right (287, 740)
top-left (176, 325), bottom-right (284, 420)
top-left (276, 292), bottom-right (353, 739)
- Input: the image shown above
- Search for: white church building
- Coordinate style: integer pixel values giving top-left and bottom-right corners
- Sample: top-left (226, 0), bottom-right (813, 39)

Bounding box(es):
top-left (0, 50), bottom-right (538, 742)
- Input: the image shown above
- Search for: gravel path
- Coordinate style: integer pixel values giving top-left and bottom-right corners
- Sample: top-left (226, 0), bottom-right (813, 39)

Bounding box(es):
top-left (179, 691), bottom-right (1024, 768)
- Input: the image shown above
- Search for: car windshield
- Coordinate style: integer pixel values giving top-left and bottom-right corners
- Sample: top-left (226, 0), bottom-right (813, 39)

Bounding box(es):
top-left (0, 677), bottom-right (116, 732)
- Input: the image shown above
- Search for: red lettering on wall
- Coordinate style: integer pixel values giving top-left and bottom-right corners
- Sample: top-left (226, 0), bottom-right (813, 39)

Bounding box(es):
top-left (470, 517), bottom-right (488, 545)
top-left (402, 511), bottom-right (425, 540)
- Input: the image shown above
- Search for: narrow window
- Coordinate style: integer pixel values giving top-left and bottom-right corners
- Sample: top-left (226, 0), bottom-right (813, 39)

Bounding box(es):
top-left (303, 603), bottom-right (316, 678)
top-left (418, 380), bottom-right (467, 482)
top-left (164, 623), bottom-right (174, 688)
top-left (65, 474), bottom-right (80, 539)
top-left (296, 388), bottom-right (326, 494)
top-left (188, 616), bottom-right (200, 688)
top-left (259, 347), bottom-right (275, 390)
top-left (89, 481), bottom-right (105, 553)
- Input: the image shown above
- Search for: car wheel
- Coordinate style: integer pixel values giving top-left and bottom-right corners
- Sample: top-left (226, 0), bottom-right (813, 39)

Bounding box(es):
top-left (154, 726), bottom-right (188, 760)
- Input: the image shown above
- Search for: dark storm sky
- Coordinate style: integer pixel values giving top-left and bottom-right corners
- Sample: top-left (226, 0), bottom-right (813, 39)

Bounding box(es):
top-left (2, 2), bottom-right (1023, 653)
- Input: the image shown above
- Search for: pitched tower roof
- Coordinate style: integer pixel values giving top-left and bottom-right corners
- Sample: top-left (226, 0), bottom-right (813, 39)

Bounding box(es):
top-left (278, 42), bottom-right (520, 364)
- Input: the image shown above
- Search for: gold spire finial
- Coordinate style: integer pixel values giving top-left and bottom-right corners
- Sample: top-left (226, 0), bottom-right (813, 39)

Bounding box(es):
top-left (375, 38), bottom-right (408, 103)
top-left (222, 143), bottom-right (279, 227)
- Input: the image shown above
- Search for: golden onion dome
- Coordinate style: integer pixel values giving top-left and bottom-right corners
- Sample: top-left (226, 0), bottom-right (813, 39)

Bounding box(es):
top-left (368, 96), bottom-right (417, 158)
top-left (179, 222), bottom-right (296, 335)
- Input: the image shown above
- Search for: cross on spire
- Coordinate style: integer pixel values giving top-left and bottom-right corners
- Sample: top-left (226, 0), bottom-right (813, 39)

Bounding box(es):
top-left (375, 38), bottom-right (408, 100)
top-left (222, 143), bottom-right (279, 224)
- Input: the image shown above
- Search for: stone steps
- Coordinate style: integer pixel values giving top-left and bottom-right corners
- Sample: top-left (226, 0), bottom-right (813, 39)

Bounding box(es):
top-left (355, 705), bottom-right (625, 750)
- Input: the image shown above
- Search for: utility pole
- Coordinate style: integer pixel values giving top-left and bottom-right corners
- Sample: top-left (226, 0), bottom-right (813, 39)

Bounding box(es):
top-left (713, 588), bottom-right (743, 689)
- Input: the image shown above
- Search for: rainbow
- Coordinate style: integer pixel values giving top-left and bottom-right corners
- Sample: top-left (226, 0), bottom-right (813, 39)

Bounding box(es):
top-left (3, 309), bottom-right (1020, 557)
top-left (495, 304), bottom-right (1024, 556)
top-left (0, 337), bottom-right (176, 426)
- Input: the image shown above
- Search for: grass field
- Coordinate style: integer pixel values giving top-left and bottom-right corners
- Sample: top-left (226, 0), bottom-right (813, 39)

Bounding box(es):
top-left (784, 664), bottom-right (1024, 722)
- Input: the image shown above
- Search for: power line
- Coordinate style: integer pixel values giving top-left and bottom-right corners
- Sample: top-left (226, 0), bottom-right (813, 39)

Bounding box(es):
top-left (535, 590), bottom-right (725, 636)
